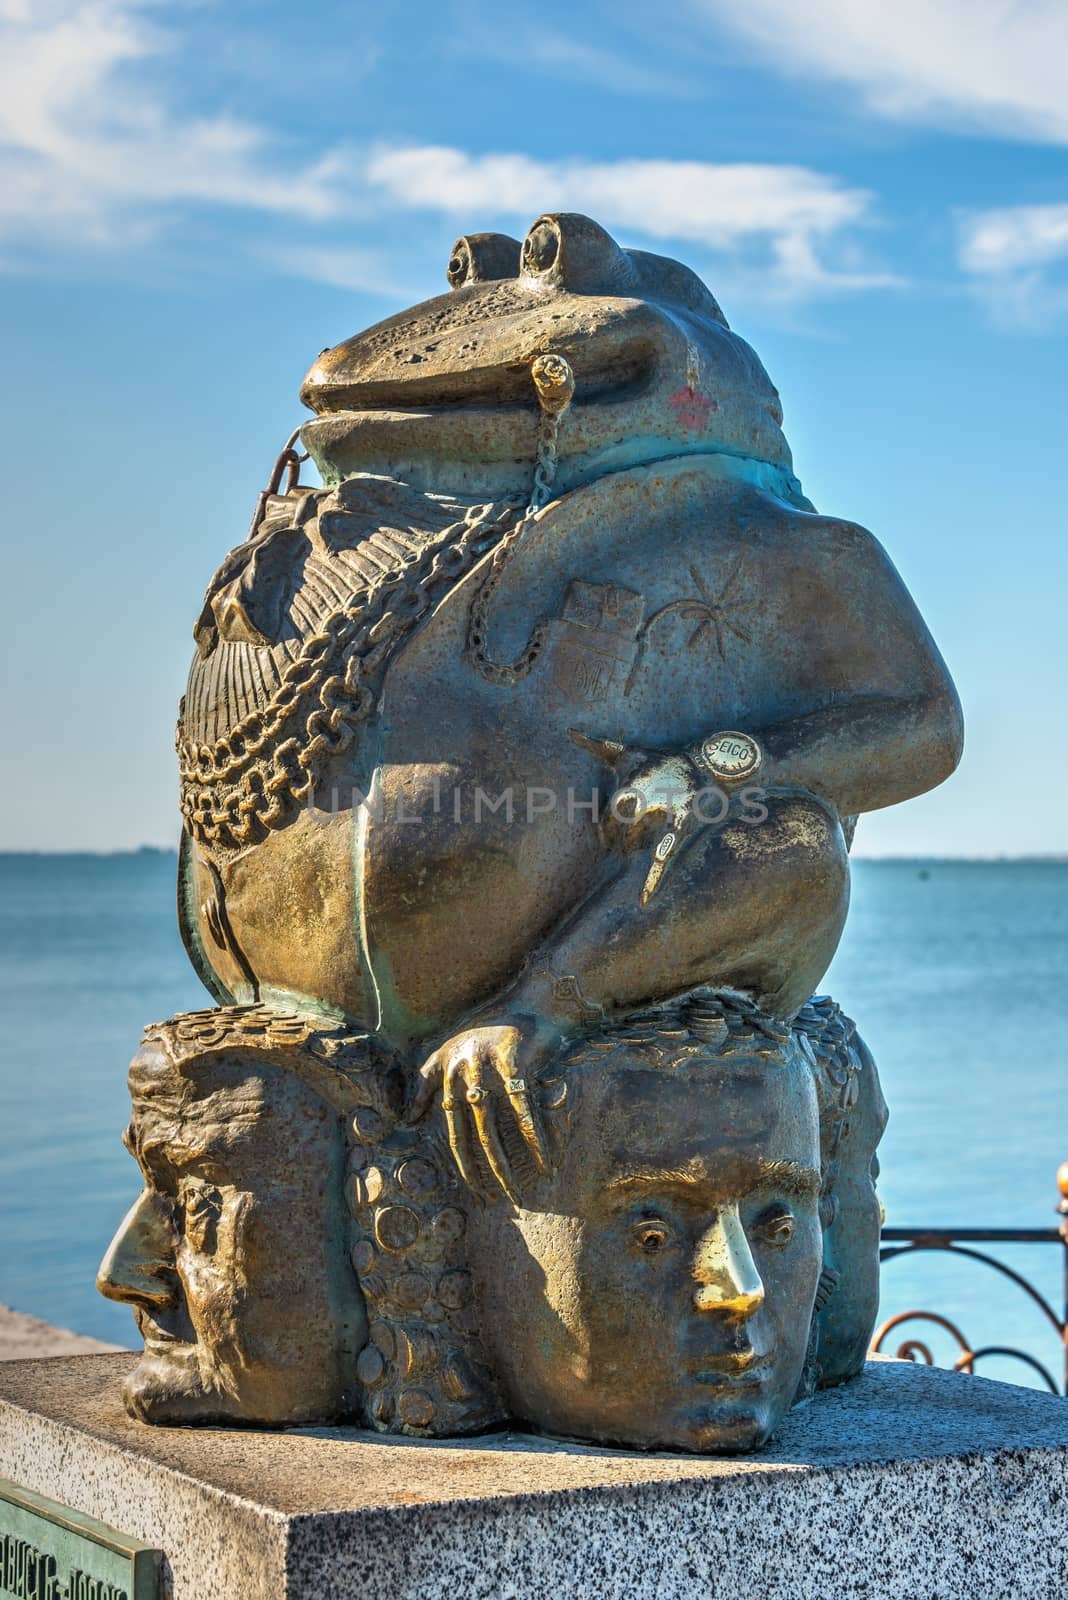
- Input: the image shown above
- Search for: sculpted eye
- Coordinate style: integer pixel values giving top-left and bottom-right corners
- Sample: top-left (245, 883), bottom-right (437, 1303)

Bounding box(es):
top-left (180, 1182), bottom-right (223, 1246)
top-left (185, 1183), bottom-right (221, 1216)
top-left (756, 1208), bottom-right (795, 1247)
top-left (630, 1218), bottom-right (673, 1254)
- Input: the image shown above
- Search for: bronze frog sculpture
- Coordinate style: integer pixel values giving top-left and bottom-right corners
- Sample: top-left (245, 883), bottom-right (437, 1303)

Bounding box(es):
top-left (100, 212), bottom-right (960, 1449)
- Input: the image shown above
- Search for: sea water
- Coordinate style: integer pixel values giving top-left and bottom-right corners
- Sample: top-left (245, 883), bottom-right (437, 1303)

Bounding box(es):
top-left (0, 853), bottom-right (1065, 1391)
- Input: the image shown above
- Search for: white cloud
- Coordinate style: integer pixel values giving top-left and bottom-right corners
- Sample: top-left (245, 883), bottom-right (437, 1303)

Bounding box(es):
top-left (0, 5), bottom-right (898, 304)
top-left (365, 145), bottom-right (899, 299)
top-left (959, 204), bottom-right (1068, 275)
top-left (0, 0), bottom-right (351, 250)
top-left (462, 25), bottom-right (692, 97)
top-left (264, 243), bottom-right (402, 297)
top-left (957, 202), bottom-right (1068, 328)
top-left (697, 0), bottom-right (1068, 143)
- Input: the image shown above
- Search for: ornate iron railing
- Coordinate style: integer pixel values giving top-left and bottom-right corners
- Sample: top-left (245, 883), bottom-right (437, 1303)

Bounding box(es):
top-left (871, 1163), bottom-right (1068, 1395)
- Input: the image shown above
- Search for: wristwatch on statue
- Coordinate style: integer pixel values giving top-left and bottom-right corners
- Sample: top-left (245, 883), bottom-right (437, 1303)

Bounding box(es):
top-left (693, 730), bottom-right (763, 784)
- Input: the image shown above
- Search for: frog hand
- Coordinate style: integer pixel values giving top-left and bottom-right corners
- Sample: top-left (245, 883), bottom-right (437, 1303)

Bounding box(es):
top-left (639, 802), bottom-right (705, 905)
top-left (407, 1022), bottom-right (554, 1201)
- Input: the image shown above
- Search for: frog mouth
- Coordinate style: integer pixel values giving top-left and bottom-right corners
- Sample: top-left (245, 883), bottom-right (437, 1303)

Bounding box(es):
top-left (299, 285), bottom-right (672, 418)
top-left (302, 344), bottom-right (657, 417)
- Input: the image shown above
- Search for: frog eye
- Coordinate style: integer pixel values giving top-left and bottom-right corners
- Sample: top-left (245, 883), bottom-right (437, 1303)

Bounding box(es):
top-left (446, 232), bottom-right (522, 288)
top-left (520, 214), bottom-right (632, 293)
top-left (630, 1217), bottom-right (673, 1254)
top-left (522, 220), bottom-right (561, 275)
top-left (446, 240), bottom-right (470, 288)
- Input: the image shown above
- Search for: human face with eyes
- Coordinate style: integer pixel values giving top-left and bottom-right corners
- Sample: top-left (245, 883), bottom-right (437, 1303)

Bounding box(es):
top-left (97, 1040), bottom-right (359, 1425)
top-left (467, 1048), bottom-right (823, 1452)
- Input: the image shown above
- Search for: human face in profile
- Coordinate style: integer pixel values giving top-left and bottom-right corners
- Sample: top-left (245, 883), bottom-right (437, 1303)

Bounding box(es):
top-left (97, 1041), bottom-right (360, 1425)
top-left (468, 1050), bottom-right (823, 1452)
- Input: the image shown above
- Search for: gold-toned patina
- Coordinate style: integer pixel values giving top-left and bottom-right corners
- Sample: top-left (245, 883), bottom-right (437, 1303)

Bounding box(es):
top-left (101, 213), bottom-right (961, 1449)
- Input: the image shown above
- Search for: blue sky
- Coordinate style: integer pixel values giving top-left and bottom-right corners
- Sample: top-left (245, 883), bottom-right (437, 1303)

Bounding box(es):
top-left (1, 0), bottom-right (1066, 854)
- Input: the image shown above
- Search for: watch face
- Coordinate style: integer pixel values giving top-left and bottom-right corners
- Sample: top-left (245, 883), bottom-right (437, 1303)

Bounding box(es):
top-left (699, 731), bottom-right (762, 780)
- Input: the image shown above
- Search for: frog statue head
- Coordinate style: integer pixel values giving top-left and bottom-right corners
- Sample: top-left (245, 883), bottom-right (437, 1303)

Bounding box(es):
top-left (299, 213), bottom-right (808, 509)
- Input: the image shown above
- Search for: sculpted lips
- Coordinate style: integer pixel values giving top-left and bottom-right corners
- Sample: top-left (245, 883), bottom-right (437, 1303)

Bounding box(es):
top-left (685, 1351), bottom-right (769, 1387)
top-left (134, 1307), bottom-right (187, 1349)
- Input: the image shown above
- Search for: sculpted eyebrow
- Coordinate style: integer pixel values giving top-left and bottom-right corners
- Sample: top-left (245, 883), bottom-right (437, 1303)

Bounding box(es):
top-left (759, 1161), bottom-right (822, 1198)
top-left (607, 1160), bottom-right (821, 1197)
top-left (608, 1169), bottom-right (702, 1193)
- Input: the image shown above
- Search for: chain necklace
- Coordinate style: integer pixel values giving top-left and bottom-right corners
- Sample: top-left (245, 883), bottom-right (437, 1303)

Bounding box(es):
top-left (179, 355), bottom-right (574, 851)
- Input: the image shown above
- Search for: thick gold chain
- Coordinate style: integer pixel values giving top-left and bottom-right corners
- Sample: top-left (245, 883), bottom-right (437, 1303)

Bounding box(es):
top-left (178, 502), bottom-right (509, 850)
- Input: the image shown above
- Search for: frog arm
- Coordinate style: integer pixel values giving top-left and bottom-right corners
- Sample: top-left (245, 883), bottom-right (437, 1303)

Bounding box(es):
top-left (754, 691), bottom-right (960, 819)
top-left (505, 784), bottom-right (850, 1034)
top-left (499, 511), bottom-right (967, 1036)
top-left (754, 518), bottom-right (963, 818)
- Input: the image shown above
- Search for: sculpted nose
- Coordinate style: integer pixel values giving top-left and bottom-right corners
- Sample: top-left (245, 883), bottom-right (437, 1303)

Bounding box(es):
top-left (520, 213), bottom-right (636, 295)
top-left (96, 1190), bottom-right (178, 1308)
top-left (692, 1205), bottom-right (765, 1319)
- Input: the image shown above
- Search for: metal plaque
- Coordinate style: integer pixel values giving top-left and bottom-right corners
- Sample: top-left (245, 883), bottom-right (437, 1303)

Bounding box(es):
top-left (0, 1478), bottom-right (159, 1600)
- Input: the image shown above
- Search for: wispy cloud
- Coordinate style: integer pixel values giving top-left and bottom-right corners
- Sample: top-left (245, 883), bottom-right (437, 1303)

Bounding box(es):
top-left (960, 204), bottom-right (1068, 275)
top-left (0, 4), bottom-right (898, 305)
top-left (0, 0), bottom-right (351, 252)
top-left (458, 23), bottom-right (694, 97)
top-left (696, 0), bottom-right (1068, 144)
top-left (263, 243), bottom-right (402, 297)
top-left (365, 145), bottom-right (899, 299)
top-left (958, 202), bottom-right (1068, 328)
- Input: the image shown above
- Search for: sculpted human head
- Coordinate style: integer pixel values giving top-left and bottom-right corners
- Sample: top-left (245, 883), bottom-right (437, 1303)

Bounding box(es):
top-left (96, 1010), bottom-right (386, 1425)
top-left (796, 995), bottom-right (887, 1383)
top-left (463, 994), bottom-right (826, 1452)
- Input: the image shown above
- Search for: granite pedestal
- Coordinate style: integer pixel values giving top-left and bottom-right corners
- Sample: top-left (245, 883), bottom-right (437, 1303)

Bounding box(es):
top-left (0, 1354), bottom-right (1065, 1599)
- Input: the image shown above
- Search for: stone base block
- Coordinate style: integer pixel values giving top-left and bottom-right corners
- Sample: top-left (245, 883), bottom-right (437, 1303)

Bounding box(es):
top-left (0, 1355), bottom-right (1065, 1599)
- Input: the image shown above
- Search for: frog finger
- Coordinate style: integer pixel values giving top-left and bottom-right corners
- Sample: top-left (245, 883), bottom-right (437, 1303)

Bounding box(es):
top-left (502, 1074), bottom-right (550, 1174)
top-left (406, 1050), bottom-right (443, 1123)
top-left (442, 1060), bottom-right (481, 1192)
top-left (467, 1076), bottom-right (520, 1203)
top-left (640, 807), bottom-right (704, 906)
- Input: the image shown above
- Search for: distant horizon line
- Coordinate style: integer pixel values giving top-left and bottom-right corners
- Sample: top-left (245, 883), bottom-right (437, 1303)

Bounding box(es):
top-left (1, 847), bottom-right (1066, 864)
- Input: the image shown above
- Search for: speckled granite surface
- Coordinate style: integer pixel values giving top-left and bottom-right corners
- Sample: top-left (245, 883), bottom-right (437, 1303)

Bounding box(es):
top-left (0, 1355), bottom-right (1065, 1597)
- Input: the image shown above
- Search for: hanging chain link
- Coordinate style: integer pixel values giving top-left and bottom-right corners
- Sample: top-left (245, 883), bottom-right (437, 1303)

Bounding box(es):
top-left (464, 353), bottom-right (574, 685)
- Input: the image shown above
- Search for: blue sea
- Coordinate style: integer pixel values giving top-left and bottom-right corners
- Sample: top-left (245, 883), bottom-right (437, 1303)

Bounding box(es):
top-left (0, 853), bottom-right (1065, 1392)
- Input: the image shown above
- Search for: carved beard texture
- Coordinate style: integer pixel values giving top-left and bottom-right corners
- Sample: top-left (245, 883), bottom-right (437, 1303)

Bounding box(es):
top-left (346, 1108), bottom-right (506, 1437)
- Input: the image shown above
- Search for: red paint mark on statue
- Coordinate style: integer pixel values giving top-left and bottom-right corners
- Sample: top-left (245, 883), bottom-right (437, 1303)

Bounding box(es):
top-left (667, 386), bottom-right (717, 431)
